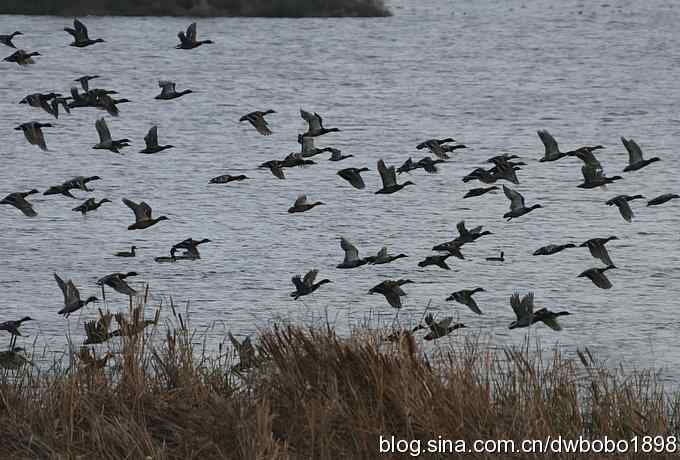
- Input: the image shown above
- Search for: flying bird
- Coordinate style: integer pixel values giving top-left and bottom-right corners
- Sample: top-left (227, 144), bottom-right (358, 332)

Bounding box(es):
top-left (122, 198), bottom-right (168, 230)
top-left (176, 22), bottom-right (213, 49)
top-left (239, 110), bottom-right (275, 136)
top-left (64, 19), bottom-right (104, 47)
top-left (15, 122), bottom-right (51, 150)
top-left (0, 189), bottom-right (39, 216)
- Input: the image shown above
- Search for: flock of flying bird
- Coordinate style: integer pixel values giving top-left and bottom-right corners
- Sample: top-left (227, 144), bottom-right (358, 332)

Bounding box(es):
top-left (1, 19), bottom-right (679, 364)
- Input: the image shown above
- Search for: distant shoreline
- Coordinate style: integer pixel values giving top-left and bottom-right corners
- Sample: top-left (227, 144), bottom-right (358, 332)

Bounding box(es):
top-left (0, 0), bottom-right (392, 17)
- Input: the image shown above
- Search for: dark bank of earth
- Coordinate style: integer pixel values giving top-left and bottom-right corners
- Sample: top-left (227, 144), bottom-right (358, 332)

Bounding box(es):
top-left (0, 0), bottom-right (391, 17)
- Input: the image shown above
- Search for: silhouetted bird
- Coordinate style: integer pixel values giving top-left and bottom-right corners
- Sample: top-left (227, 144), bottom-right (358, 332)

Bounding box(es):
top-left (0, 189), bottom-right (39, 216)
top-left (239, 110), bottom-right (275, 135)
top-left (176, 22), bottom-right (213, 49)
top-left (290, 270), bottom-right (331, 299)
top-left (64, 19), bottom-right (104, 47)
top-left (140, 126), bottom-right (173, 153)
top-left (621, 137), bottom-right (660, 172)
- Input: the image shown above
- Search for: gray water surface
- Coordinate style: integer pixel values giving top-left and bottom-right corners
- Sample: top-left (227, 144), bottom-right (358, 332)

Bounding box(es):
top-left (1, 0), bottom-right (679, 376)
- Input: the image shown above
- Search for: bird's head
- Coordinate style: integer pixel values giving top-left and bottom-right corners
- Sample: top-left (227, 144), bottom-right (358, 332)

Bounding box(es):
top-left (100, 198), bottom-right (112, 204)
top-left (13, 31), bottom-right (23, 36)
top-left (157, 216), bottom-right (169, 221)
top-left (403, 181), bottom-right (415, 187)
top-left (20, 316), bottom-right (33, 322)
top-left (199, 238), bottom-right (212, 244)
top-left (358, 167), bottom-right (370, 172)
top-left (265, 109), bottom-right (276, 115)
top-left (86, 296), bottom-right (99, 304)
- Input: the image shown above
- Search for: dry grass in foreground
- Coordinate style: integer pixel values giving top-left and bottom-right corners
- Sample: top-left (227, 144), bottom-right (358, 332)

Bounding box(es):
top-left (0, 316), bottom-right (678, 459)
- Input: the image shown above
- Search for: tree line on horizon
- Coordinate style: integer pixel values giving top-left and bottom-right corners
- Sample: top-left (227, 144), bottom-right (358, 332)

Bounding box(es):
top-left (1, 0), bottom-right (392, 17)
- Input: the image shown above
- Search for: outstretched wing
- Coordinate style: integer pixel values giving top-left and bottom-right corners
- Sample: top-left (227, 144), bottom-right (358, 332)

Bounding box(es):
top-left (158, 80), bottom-right (175, 97)
top-left (122, 198), bottom-right (152, 221)
top-left (144, 126), bottom-right (158, 148)
top-left (456, 220), bottom-right (469, 238)
top-left (186, 22), bottom-right (197, 43)
top-left (337, 168), bottom-right (365, 189)
top-left (621, 136), bottom-right (643, 165)
top-left (340, 237), bottom-right (360, 263)
top-left (377, 159), bottom-right (396, 188)
top-left (538, 130), bottom-right (559, 157)
top-left (95, 118), bottom-right (111, 142)
top-left (74, 19), bottom-right (89, 40)
top-left (303, 269), bottom-right (318, 287)
top-left (54, 273), bottom-right (68, 304)
top-left (300, 109), bottom-right (322, 132)
top-left (503, 185), bottom-right (525, 211)
top-left (294, 195), bottom-right (308, 207)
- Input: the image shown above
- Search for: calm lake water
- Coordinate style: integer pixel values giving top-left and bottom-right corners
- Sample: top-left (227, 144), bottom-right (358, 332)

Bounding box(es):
top-left (1, 0), bottom-right (679, 376)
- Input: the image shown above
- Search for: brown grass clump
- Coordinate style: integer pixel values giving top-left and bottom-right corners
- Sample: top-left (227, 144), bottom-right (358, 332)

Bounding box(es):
top-left (0, 308), bottom-right (677, 459)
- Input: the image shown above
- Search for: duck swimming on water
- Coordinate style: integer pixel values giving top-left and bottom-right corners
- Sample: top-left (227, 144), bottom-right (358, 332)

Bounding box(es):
top-left (621, 137), bottom-right (660, 172)
top-left (176, 23), bottom-right (213, 49)
top-left (115, 246), bottom-right (136, 257)
top-left (15, 122), bottom-right (51, 150)
top-left (288, 195), bottom-right (324, 213)
top-left (140, 126), bottom-right (173, 154)
top-left (155, 81), bottom-right (192, 100)
top-left (122, 198), bottom-right (168, 230)
top-left (72, 198), bottom-right (111, 215)
top-left (486, 251), bottom-right (504, 262)
top-left (239, 110), bottom-right (275, 136)
top-left (64, 19), bottom-right (104, 47)
top-left (0, 189), bottom-right (39, 217)
top-left (376, 159), bottom-right (414, 194)
top-left (0, 31), bottom-right (22, 48)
